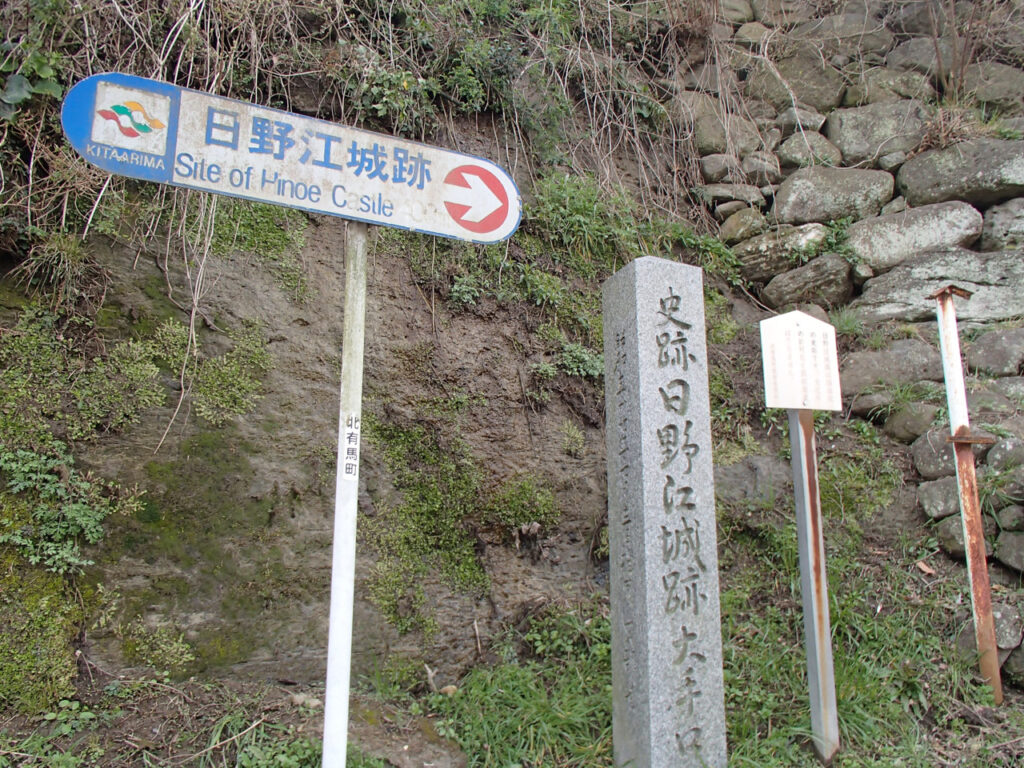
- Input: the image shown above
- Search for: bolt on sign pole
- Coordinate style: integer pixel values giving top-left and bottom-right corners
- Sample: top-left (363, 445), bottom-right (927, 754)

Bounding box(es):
top-left (61, 73), bottom-right (522, 768)
top-left (322, 222), bottom-right (368, 767)
top-left (929, 285), bottom-right (1003, 706)
top-left (760, 311), bottom-right (842, 765)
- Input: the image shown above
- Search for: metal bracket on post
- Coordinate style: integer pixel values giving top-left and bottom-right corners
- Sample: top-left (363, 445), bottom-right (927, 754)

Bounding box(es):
top-left (929, 285), bottom-right (1003, 706)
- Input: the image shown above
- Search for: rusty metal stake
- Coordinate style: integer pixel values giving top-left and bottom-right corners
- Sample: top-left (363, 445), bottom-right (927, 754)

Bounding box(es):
top-left (789, 408), bottom-right (840, 765)
top-left (930, 285), bottom-right (1003, 706)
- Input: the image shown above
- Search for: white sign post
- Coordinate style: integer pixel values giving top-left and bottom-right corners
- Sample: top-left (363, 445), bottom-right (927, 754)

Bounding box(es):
top-left (321, 221), bottom-right (368, 767)
top-left (760, 311), bottom-right (842, 766)
top-left (62, 73), bottom-right (521, 768)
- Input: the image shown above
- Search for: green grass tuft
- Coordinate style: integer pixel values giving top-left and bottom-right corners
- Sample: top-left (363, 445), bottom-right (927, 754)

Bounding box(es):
top-left (431, 604), bottom-right (613, 767)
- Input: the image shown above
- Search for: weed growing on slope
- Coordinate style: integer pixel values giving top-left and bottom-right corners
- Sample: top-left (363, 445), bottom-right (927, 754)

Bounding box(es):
top-left (119, 619), bottom-right (196, 679)
top-left (558, 341), bottom-right (604, 379)
top-left (190, 320), bottom-right (273, 426)
top-left (0, 449), bottom-right (123, 574)
top-left (8, 233), bottom-right (108, 313)
top-left (430, 602), bottom-right (613, 767)
top-left (485, 475), bottom-right (559, 538)
top-left (866, 381), bottom-right (945, 422)
top-left (830, 306), bottom-right (865, 339)
top-left (527, 172), bottom-right (743, 287)
top-left (448, 274), bottom-right (482, 308)
top-left (528, 173), bottom-right (640, 278)
top-left (665, 223), bottom-right (744, 287)
top-left (0, 306), bottom-right (164, 449)
top-left (559, 419), bottom-right (585, 457)
top-left (705, 286), bottom-right (740, 345)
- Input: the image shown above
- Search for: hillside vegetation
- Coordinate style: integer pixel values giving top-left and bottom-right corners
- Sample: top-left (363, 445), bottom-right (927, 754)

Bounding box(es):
top-left (3, 1), bottom-right (1024, 766)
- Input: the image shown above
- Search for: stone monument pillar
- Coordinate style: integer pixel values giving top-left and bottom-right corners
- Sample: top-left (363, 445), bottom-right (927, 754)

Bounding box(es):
top-left (603, 256), bottom-right (727, 768)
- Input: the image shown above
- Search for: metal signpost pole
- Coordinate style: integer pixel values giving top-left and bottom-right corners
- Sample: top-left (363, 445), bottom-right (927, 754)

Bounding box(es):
top-left (760, 311), bottom-right (842, 766)
top-left (930, 285), bottom-right (1003, 706)
top-left (322, 222), bottom-right (369, 767)
top-left (789, 408), bottom-right (840, 765)
top-left (62, 73), bottom-right (521, 768)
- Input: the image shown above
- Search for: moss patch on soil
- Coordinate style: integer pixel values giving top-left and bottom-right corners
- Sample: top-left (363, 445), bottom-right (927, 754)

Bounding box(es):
top-left (0, 546), bottom-right (84, 711)
top-left (99, 427), bottom-right (285, 672)
top-left (138, 429), bottom-right (270, 555)
top-left (211, 200), bottom-right (309, 301)
top-left (363, 415), bottom-right (489, 635)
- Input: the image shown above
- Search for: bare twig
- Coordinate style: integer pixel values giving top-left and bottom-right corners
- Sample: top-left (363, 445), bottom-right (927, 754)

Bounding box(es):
top-left (424, 663), bottom-right (439, 693)
top-left (81, 174), bottom-right (111, 241)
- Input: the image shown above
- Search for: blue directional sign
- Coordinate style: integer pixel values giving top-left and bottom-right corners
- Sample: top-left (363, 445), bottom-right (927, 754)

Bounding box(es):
top-left (61, 73), bottom-right (521, 243)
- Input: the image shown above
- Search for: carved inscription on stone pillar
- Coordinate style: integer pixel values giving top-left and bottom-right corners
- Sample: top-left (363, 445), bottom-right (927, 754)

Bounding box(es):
top-left (603, 257), bottom-right (727, 768)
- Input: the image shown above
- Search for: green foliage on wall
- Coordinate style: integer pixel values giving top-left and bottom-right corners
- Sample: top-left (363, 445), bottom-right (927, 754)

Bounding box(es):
top-left (191, 321), bottom-right (274, 426)
top-left (364, 409), bottom-right (560, 633)
top-left (528, 173), bottom-right (640, 278)
top-left (120, 619), bottom-right (196, 677)
top-left (485, 475), bottom-right (559, 534)
top-left (0, 307), bottom-right (164, 450)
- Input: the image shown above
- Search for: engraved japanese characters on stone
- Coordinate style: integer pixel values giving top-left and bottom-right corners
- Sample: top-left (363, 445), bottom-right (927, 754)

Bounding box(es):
top-left (603, 257), bottom-right (726, 768)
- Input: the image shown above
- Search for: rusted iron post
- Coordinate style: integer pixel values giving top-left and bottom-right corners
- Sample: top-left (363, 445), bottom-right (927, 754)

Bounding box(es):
top-left (761, 311), bottom-right (842, 765)
top-left (930, 285), bottom-right (1003, 705)
top-left (789, 408), bottom-right (840, 765)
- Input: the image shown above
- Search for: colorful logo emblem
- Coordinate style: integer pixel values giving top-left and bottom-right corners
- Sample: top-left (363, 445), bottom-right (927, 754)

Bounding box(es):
top-left (89, 83), bottom-right (171, 157)
top-left (96, 100), bottom-right (166, 138)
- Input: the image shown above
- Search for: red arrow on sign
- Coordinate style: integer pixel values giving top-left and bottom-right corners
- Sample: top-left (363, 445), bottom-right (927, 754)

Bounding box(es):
top-left (443, 165), bottom-right (510, 234)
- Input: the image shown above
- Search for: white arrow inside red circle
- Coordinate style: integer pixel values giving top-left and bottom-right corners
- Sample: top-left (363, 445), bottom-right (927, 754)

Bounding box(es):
top-left (444, 167), bottom-right (503, 222)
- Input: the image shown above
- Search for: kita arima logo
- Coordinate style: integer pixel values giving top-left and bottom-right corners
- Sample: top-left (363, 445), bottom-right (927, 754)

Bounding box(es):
top-left (89, 83), bottom-right (171, 157)
top-left (96, 100), bottom-right (166, 138)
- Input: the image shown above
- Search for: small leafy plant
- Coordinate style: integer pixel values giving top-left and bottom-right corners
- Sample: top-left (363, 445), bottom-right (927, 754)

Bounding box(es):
top-left (485, 475), bottom-right (559, 536)
top-left (43, 699), bottom-right (99, 737)
top-left (120, 619), bottom-right (197, 678)
top-left (560, 419), bottom-right (585, 457)
top-left (0, 48), bottom-right (63, 121)
top-left (448, 274), bottom-right (482, 308)
top-left (558, 342), bottom-right (603, 379)
top-left (0, 448), bottom-right (121, 573)
top-left (191, 321), bottom-right (273, 426)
